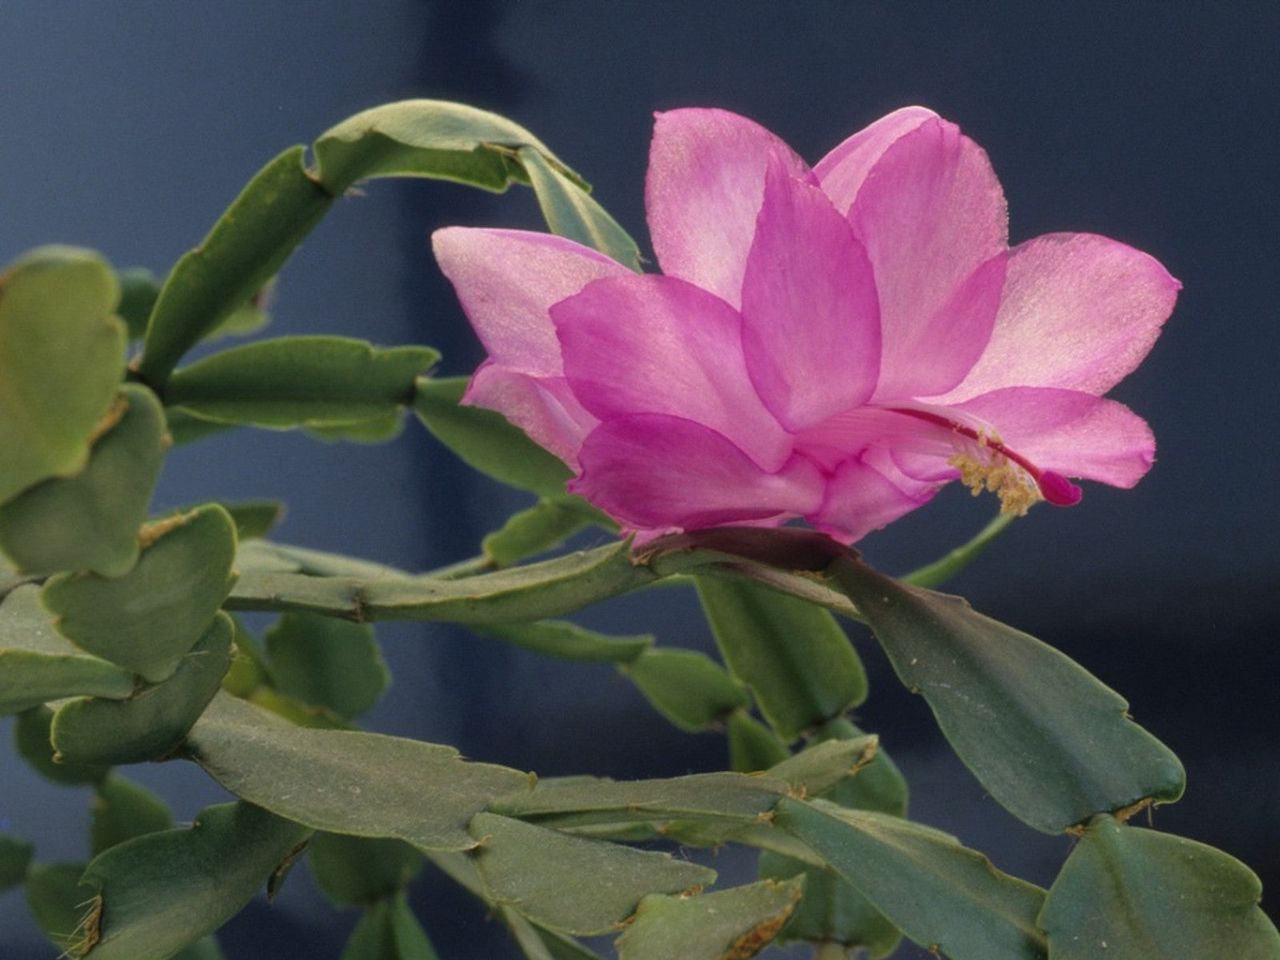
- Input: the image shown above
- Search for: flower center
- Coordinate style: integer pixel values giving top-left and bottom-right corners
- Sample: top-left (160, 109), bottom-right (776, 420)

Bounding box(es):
top-left (888, 407), bottom-right (1083, 515)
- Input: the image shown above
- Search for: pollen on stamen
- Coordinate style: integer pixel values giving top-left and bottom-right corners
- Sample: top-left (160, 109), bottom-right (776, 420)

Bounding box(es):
top-left (948, 451), bottom-right (1041, 517)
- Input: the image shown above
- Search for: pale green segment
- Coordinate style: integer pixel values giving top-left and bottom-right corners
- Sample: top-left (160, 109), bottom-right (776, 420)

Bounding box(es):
top-left (616, 878), bottom-right (804, 960)
top-left (726, 710), bottom-right (789, 773)
top-left (51, 613), bottom-right (234, 766)
top-left (166, 336), bottom-right (438, 429)
top-left (477, 620), bottom-right (652, 664)
top-left (0, 384), bottom-right (166, 577)
top-left (90, 775), bottom-right (174, 857)
top-left (313, 98), bottom-right (575, 194)
top-left (137, 147), bottom-right (334, 385)
top-left (622, 648), bottom-right (749, 731)
top-left (830, 555), bottom-right (1186, 834)
top-left (775, 799), bottom-right (1048, 960)
top-left (0, 246), bottom-right (125, 504)
top-left (186, 693), bottom-right (529, 852)
top-left (518, 146), bottom-right (642, 271)
top-left (413, 377), bottom-right (573, 498)
top-left (1040, 816), bottom-right (1280, 960)
top-left (42, 504), bottom-right (238, 683)
top-left (14, 704), bottom-right (109, 786)
top-left (264, 612), bottom-right (388, 719)
top-left (469, 812), bottom-right (716, 936)
top-left (308, 833), bottom-right (424, 906)
top-left (81, 802), bottom-right (311, 960)
top-left (696, 577), bottom-right (867, 740)
top-left (338, 892), bottom-right (439, 960)
top-left (0, 585), bottom-right (135, 715)
top-left (482, 500), bottom-right (597, 568)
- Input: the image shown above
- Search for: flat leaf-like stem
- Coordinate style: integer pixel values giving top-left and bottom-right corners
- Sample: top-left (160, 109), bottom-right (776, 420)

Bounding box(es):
top-left (829, 555), bottom-right (1186, 834)
top-left (184, 693), bottom-right (530, 852)
top-left (775, 798), bottom-right (1048, 960)
top-left (1039, 816), bottom-right (1280, 959)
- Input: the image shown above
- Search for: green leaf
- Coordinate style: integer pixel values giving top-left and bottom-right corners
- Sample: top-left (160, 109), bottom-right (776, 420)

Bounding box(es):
top-left (306, 411), bottom-right (408, 444)
top-left (24, 862), bottom-right (96, 953)
top-left (137, 147), bottom-right (335, 385)
top-left (483, 499), bottom-right (599, 568)
top-left (265, 612), bottom-right (389, 718)
top-left (477, 619), bottom-right (652, 663)
top-left (339, 892), bottom-right (440, 960)
top-left (167, 336), bottom-right (438, 430)
top-left (227, 541), bottom-right (652, 625)
top-left (696, 578), bottom-right (867, 740)
top-left (164, 407), bottom-right (237, 446)
top-left (185, 693), bottom-right (529, 852)
top-left (312, 99), bottom-right (576, 195)
top-left (412, 377), bottom-right (573, 498)
top-left (51, 612), bottom-right (233, 765)
top-left (0, 585), bottom-right (135, 715)
top-left (518, 146), bottom-right (642, 271)
top-left (90, 775), bottom-right (174, 856)
top-left (0, 833), bottom-right (34, 889)
top-left (758, 853), bottom-right (901, 958)
top-left (80, 801), bottom-right (311, 960)
top-left (813, 718), bottom-right (909, 818)
top-left (0, 384), bottom-right (166, 577)
top-left (309, 833), bottom-right (425, 906)
top-left (726, 710), bottom-right (789, 772)
top-left (829, 555), bottom-right (1186, 834)
top-left (621, 648), bottom-right (749, 731)
top-left (775, 798), bottom-right (1047, 960)
top-left (1040, 816), bottom-right (1280, 959)
top-left (765, 736), bottom-right (880, 798)
top-left (468, 812), bottom-right (716, 936)
top-left (115, 267), bottom-right (160, 341)
top-left (14, 705), bottom-right (109, 786)
top-left (0, 246), bottom-right (126, 504)
top-left (616, 878), bottom-right (804, 960)
top-left (43, 504), bottom-right (238, 683)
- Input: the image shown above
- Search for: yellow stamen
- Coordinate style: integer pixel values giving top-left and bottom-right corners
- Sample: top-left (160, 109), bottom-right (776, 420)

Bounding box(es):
top-left (947, 431), bottom-right (1041, 517)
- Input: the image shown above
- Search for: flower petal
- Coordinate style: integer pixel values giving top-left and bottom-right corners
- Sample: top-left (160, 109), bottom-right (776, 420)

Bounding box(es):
top-left (463, 363), bottom-right (597, 470)
top-left (571, 414), bottom-right (824, 532)
top-left (552, 274), bottom-right (793, 472)
top-left (432, 227), bottom-right (630, 376)
top-left (953, 387), bottom-right (1156, 488)
top-left (646, 108), bottom-right (812, 308)
top-left (850, 117), bottom-right (1009, 399)
top-left (808, 451), bottom-right (940, 544)
top-left (814, 105), bottom-right (939, 216)
top-left (931, 233), bottom-right (1181, 403)
top-left (740, 158), bottom-right (881, 430)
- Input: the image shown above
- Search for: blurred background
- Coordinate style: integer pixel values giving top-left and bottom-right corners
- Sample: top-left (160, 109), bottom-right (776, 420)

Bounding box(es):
top-left (1, 2), bottom-right (1276, 957)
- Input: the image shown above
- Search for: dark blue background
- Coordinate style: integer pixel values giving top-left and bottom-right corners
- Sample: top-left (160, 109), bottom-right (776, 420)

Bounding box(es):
top-left (2, 3), bottom-right (1276, 957)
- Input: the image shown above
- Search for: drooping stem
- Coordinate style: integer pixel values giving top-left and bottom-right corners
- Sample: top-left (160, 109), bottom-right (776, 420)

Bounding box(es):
top-left (901, 511), bottom-right (1016, 588)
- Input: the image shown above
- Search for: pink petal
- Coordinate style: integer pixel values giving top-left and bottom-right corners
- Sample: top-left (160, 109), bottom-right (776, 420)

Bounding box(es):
top-left (571, 414), bottom-right (824, 531)
top-left (739, 158), bottom-right (882, 431)
top-left (551, 274), bottom-right (793, 472)
top-left (646, 108), bottom-right (812, 308)
top-left (849, 117), bottom-right (1009, 399)
top-left (808, 452), bottom-right (940, 544)
top-left (953, 387), bottom-right (1156, 488)
top-left (463, 363), bottom-right (597, 470)
top-left (931, 233), bottom-right (1181, 403)
top-left (814, 105), bottom-right (939, 216)
top-left (432, 227), bottom-right (630, 377)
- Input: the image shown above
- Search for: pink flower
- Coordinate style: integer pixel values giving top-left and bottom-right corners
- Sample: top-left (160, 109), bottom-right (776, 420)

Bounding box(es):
top-left (433, 107), bottom-right (1179, 543)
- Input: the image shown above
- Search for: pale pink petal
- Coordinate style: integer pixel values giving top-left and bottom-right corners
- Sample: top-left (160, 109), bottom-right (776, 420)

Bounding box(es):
top-left (432, 227), bottom-right (630, 377)
top-left (808, 453), bottom-right (940, 544)
top-left (795, 405), bottom-right (959, 473)
top-left (739, 158), bottom-right (881, 430)
top-left (953, 387), bottom-right (1156, 488)
top-left (646, 108), bottom-right (812, 308)
top-left (814, 105), bottom-right (939, 216)
top-left (850, 117), bottom-right (1009, 399)
top-left (463, 363), bottom-right (597, 470)
top-left (931, 233), bottom-right (1181, 403)
top-left (571, 415), bottom-right (824, 531)
top-left (551, 274), bottom-right (793, 472)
